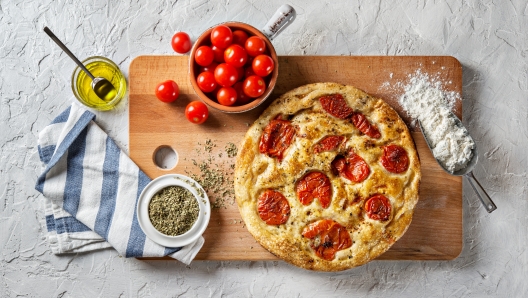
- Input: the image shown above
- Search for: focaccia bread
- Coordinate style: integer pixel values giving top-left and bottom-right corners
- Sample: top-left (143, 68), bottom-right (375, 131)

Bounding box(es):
top-left (234, 83), bottom-right (421, 271)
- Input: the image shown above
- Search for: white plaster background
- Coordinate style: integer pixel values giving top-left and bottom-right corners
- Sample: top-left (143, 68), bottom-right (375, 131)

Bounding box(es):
top-left (1, 0), bottom-right (527, 297)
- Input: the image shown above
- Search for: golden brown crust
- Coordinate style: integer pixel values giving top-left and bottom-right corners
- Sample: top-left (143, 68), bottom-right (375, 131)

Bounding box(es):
top-left (234, 83), bottom-right (421, 271)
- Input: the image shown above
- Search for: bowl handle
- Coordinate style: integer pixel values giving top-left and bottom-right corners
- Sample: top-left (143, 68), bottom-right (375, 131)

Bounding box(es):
top-left (262, 4), bottom-right (296, 41)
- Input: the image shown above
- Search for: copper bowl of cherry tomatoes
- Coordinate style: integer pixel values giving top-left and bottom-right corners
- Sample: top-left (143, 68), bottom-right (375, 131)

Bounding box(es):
top-left (189, 22), bottom-right (278, 113)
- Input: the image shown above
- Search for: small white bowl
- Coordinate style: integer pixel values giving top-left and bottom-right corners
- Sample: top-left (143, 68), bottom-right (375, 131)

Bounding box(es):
top-left (136, 174), bottom-right (210, 248)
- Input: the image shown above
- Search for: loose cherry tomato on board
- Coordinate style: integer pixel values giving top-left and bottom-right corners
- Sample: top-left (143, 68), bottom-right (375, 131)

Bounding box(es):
top-left (155, 80), bottom-right (179, 103)
top-left (214, 63), bottom-right (239, 87)
top-left (243, 75), bottom-right (266, 98)
top-left (232, 30), bottom-right (249, 46)
top-left (211, 45), bottom-right (225, 63)
top-left (194, 45), bottom-right (214, 66)
top-left (245, 36), bottom-right (266, 57)
top-left (171, 32), bottom-right (192, 54)
top-left (210, 25), bottom-right (233, 49)
top-left (216, 86), bottom-right (237, 106)
top-left (224, 44), bottom-right (248, 68)
top-left (199, 61), bottom-right (219, 74)
top-left (252, 54), bottom-right (274, 77)
top-left (196, 71), bottom-right (217, 93)
top-left (185, 101), bottom-right (209, 124)
top-left (233, 81), bottom-right (252, 105)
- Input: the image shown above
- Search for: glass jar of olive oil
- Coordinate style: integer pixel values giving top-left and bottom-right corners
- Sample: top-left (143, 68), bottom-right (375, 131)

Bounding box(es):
top-left (71, 56), bottom-right (126, 111)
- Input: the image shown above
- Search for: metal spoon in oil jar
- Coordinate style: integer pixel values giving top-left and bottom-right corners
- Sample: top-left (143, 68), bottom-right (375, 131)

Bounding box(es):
top-left (44, 27), bottom-right (117, 102)
top-left (418, 113), bottom-right (497, 213)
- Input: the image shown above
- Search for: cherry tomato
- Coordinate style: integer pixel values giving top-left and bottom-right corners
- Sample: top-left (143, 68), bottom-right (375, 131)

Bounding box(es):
top-left (196, 71), bottom-right (217, 93)
top-left (296, 172), bottom-right (332, 208)
top-left (185, 101), bottom-right (209, 124)
top-left (245, 36), bottom-right (266, 57)
top-left (252, 54), bottom-right (274, 77)
top-left (332, 152), bottom-right (370, 183)
top-left (199, 61), bottom-right (219, 74)
top-left (224, 44), bottom-right (248, 68)
top-left (319, 94), bottom-right (354, 119)
top-left (194, 45), bottom-right (214, 66)
top-left (246, 55), bottom-right (255, 64)
top-left (232, 30), bottom-right (249, 46)
top-left (257, 189), bottom-right (290, 225)
top-left (381, 144), bottom-right (409, 173)
top-left (216, 86), bottom-right (237, 106)
top-left (235, 67), bottom-right (244, 81)
top-left (243, 75), bottom-right (266, 98)
top-left (365, 194), bottom-right (392, 221)
top-left (313, 135), bottom-right (345, 153)
top-left (214, 63), bottom-right (239, 87)
top-left (259, 119), bottom-right (295, 162)
top-left (171, 32), bottom-right (192, 54)
top-left (244, 66), bottom-right (256, 78)
top-left (210, 25), bottom-right (233, 49)
top-left (209, 84), bottom-right (221, 95)
top-left (302, 219), bottom-right (352, 261)
top-left (155, 80), bottom-right (179, 103)
top-left (351, 112), bottom-right (381, 139)
top-left (211, 45), bottom-right (225, 63)
top-left (233, 82), bottom-right (252, 105)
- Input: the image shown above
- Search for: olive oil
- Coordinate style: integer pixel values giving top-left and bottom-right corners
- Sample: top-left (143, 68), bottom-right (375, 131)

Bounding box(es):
top-left (73, 57), bottom-right (126, 110)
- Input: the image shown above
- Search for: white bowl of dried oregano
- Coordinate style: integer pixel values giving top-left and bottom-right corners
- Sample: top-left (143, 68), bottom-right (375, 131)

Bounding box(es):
top-left (136, 174), bottom-right (211, 248)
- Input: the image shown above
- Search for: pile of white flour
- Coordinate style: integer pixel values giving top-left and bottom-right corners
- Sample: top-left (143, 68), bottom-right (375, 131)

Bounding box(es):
top-left (398, 71), bottom-right (475, 173)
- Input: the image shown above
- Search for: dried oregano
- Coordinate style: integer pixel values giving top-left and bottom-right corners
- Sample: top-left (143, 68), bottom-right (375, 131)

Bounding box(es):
top-left (148, 186), bottom-right (199, 236)
top-left (225, 142), bottom-right (238, 158)
top-left (186, 139), bottom-right (237, 210)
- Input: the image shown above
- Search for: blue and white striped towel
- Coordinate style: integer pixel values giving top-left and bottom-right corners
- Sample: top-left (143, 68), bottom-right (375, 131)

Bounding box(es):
top-left (35, 103), bottom-right (203, 264)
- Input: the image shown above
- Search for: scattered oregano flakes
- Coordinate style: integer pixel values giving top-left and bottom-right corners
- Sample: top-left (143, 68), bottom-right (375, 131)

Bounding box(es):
top-left (186, 139), bottom-right (238, 210)
top-left (225, 142), bottom-right (238, 158)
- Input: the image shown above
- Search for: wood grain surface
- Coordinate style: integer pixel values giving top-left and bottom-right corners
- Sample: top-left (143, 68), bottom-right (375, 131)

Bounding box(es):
top-left (129, 55), bottom-right (463, 261)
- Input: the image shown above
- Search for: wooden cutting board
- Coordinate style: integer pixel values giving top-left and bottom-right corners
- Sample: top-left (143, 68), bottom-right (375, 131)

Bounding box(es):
top-left (129, 55), bottom-right (463, 261)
